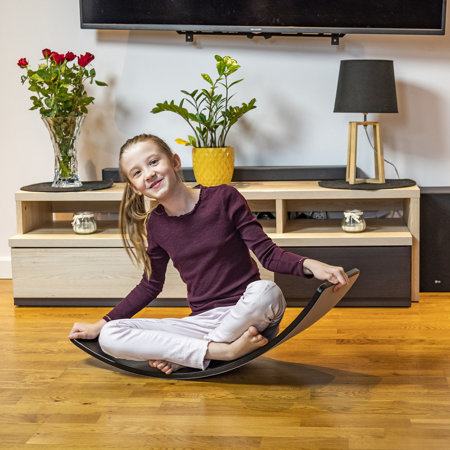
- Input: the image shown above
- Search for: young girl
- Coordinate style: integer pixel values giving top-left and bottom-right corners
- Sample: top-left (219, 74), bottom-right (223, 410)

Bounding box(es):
top-left (69, 134), bottom-right (349, 374)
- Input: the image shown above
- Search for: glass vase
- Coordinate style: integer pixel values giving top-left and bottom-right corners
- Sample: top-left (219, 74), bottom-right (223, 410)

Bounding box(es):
top-left (42, 115), bottom-right (85, 188)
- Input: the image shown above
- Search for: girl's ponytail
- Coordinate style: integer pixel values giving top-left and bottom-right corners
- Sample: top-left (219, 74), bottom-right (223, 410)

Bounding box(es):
top-left (119, 183), bottom-right (152, 278)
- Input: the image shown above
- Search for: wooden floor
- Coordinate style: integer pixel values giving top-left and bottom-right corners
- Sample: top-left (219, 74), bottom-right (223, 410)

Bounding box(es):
top-left (1, 280), bottom-right (450, 449)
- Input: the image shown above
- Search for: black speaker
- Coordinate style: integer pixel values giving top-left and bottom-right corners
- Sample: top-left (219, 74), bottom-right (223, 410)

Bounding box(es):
top-left (420, 187), bottom-right (450, 292)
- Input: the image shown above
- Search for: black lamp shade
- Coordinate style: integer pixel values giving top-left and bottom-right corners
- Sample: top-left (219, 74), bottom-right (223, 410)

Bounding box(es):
top-left (334, 60), bottom-right (398, 113)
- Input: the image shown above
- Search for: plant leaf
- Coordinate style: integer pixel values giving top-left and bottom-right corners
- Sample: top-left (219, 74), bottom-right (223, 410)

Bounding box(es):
top-left (228, 78), bottom-right (244, 88)
top-left (216, 61), bottom-right (226, 76)
top-left (183, 98), bottom-right (197, 109)
top-left (201, 73), bottom-right (213, 85)
top-left (195, 91), bottom-right (205, 101)
top-left (175, 138), bottom-right (190, 146)
top-left (226, 65), bottom-right (240, 75)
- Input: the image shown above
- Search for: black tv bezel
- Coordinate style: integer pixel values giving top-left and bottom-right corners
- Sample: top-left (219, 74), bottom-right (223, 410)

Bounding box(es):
top-left (79, 0), bottom-right (447, 36)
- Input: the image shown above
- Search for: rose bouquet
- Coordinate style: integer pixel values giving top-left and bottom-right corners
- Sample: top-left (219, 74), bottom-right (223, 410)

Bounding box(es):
top-left (17, 48), bottom-right (107, 117)
top-left (17, 49), bottom-right (107, 187)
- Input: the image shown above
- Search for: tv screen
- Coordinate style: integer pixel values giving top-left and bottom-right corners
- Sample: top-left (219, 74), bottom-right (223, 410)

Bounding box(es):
top-left (80, 0), bottom-right (446, 35)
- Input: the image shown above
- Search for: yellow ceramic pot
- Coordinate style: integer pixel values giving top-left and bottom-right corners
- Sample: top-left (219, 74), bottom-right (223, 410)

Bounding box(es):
top-left (192, 146), bottom-right (234, 186)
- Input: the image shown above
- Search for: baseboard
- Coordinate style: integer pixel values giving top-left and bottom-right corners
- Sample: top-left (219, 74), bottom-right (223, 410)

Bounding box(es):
top-left (0, 256), bottom-right (12, 279)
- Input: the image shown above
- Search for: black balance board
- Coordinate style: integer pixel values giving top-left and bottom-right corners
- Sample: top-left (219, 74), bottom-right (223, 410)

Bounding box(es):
top-left (71, 268), bottom-right (360, 380)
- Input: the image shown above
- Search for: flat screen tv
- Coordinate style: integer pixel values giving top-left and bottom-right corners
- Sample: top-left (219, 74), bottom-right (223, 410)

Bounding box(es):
top-left (80, 0), bottom-right (446, 37)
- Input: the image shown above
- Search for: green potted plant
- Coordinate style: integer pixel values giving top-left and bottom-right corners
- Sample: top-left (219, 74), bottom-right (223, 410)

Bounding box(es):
top-left (18, 49), bottom-right (107, 188)
top-left (151, 55), bottom-right (256, 186)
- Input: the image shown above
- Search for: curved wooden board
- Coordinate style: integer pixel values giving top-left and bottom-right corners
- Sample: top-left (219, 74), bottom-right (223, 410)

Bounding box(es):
top-left (71, 268), bottom-right (360, 379)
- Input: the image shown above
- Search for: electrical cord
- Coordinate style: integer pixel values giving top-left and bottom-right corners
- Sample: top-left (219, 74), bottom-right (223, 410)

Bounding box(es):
top-left (363, 124), bottom-right (400, 179)
top-left (362, 116), bottom-right (402, 218)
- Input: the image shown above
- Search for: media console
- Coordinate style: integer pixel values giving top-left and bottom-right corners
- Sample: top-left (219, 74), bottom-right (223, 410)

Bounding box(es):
top-left (9, 181), bottom-right (419, 306)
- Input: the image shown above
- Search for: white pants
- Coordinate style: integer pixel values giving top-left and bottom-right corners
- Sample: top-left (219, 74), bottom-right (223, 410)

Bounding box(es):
top-left (99, 280), bottom-right (286, 370)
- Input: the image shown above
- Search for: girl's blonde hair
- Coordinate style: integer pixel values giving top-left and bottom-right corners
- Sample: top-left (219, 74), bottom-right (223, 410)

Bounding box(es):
top-left (118, 134), bottom-right (182, 278)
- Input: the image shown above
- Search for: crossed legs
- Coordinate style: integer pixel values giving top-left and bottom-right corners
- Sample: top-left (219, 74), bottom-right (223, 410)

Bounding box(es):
top-left (99, 280), bottom-right (286, 374)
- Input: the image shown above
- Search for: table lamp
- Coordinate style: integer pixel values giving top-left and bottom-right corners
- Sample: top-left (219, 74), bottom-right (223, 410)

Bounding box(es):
top-left (334, 59), bottom-right (398, 184)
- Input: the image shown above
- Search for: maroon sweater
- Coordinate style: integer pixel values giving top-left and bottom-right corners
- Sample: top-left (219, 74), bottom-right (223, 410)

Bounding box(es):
top-left (104, 184), bottom-right (310, 321)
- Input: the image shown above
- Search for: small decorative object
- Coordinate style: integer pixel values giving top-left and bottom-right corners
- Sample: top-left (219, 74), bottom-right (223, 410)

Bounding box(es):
top-left (341, 210), bottom-right (366, 233)
top-left (17, 49), bottom-right (107, 188)
top-left (151, 55), bottom-right (256, 186)
top-left (71, 212), bottom-right (97, 234)
top-left (334, 59), bottom-right (398, 185)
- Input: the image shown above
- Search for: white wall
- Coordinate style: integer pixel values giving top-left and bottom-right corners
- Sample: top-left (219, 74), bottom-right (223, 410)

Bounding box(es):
top-left (1, 0), bottom-right (450, 277)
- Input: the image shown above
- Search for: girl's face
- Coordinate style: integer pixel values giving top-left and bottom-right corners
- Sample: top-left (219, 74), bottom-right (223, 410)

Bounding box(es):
top-left (121, 140), bottom-right (181, 200)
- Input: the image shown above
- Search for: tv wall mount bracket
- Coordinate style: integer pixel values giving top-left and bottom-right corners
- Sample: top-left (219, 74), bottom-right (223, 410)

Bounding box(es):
top-left (179, 31), bottom-right (345, 45)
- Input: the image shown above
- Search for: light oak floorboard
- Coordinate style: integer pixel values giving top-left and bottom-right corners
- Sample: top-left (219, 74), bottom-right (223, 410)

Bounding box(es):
top-left (1, 280), bottom-right (450, 449)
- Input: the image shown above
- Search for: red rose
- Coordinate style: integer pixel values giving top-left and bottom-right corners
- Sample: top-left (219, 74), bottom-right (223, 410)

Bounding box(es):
top-left (85, 52), bottom-right (95, 64)
top-left (78, 52), bottom-right (95, 67)
top-left (51, 52), bottom-right (66, 65)
top-left (77, 55), bottom-right (88, 67)
top-left (17, 58), bottom-right (28, 68)
top-left (42, 48), bottom-right (52, 58)
top-left (65, 51), bottom-right (76, 61)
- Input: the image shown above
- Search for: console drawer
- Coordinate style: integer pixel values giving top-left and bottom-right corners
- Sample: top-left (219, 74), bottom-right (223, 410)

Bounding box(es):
top-left (276, 246), bottom-right (411, 306)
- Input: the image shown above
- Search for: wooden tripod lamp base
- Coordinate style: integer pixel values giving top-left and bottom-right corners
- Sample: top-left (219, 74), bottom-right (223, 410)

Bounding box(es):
top-left (346, 121), bottom-right (385, 184)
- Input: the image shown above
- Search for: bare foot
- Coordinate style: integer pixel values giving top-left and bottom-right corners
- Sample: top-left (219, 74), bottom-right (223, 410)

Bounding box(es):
top-left (206, 326), bottom-right (268, 361)
top-left (148, 360), bottom-right (184, 375)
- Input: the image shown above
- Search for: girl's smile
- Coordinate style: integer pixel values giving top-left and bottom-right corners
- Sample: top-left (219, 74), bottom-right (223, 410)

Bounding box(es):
top-left (149, 178), bottom-right (163, 190)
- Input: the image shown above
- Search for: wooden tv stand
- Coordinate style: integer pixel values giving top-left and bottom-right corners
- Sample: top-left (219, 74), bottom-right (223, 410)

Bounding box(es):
top-left (9, 181), bottom-right (419, 306)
